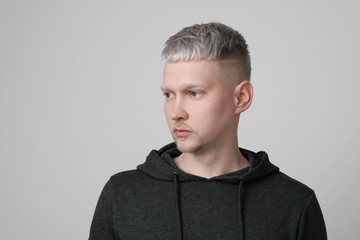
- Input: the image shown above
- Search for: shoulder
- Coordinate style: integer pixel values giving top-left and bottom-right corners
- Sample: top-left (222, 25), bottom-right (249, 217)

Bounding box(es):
top-left (272, 171), bottom-right (313, 193)
top-left (248, 171), bottom-right (315, 207)
top-left (108, 169), bottom-right (146, 184)
top-left (104, 169), bottom-right (156, 192)
top-left (111, 169), bottom-right (140, 179)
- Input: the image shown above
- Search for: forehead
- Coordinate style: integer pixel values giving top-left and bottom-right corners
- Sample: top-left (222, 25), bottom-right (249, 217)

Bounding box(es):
top-left (162, 60), bottom-right (226, 87)
top-left (162, 59), bottom-right (241, 88)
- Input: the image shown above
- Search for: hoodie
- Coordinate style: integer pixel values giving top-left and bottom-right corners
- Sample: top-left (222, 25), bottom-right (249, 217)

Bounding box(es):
top-left (89, 143), bottom-right (327, 240)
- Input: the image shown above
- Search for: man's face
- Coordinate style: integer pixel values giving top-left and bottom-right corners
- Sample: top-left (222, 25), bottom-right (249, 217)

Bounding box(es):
top-left (161, 60), bottom-right (238, 153)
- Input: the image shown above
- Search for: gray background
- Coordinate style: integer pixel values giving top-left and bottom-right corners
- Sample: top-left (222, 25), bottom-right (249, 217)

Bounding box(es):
top-left (1, 0), bottom-right (359, 239)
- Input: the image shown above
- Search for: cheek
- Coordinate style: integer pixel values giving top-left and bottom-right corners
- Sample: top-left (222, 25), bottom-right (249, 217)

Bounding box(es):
top-left (164, 103), bottom-right (173, 125)
top-left (197, 98), bottom-right (234, 127)
top-left (200, 98), bottom-right (230, 116)
top-left (164, 104), bottom-right (170, 117)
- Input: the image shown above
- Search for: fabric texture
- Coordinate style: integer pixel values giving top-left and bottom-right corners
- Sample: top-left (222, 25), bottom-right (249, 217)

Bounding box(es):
top-left (89, 143), bottom-right (327, 240)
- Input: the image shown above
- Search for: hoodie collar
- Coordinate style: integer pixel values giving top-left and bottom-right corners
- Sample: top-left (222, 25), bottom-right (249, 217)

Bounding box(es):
top-left (137, 142), bottom-right (279, 183)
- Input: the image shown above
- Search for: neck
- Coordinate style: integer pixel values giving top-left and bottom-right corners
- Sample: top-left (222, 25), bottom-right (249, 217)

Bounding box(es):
top-left (174, 141), bottom-right (249, 179)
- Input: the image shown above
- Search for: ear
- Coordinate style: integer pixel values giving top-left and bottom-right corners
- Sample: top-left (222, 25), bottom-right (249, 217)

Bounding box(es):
top-left (234, 80), bottom-right (253, 115)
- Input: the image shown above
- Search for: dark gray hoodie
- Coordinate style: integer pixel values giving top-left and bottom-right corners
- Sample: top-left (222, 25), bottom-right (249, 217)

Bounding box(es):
top-left (89, 143), bottom-right (327, 240)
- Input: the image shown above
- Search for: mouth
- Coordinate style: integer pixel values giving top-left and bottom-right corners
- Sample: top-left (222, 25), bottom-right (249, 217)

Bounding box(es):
top-left (174, 128), bottom-right (192, 138)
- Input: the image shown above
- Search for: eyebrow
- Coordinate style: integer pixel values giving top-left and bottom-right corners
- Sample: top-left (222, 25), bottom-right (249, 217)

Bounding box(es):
top-left (160, 83), bottom-right (207, 91)
top-left (160, 85), bottom-right (168, 91)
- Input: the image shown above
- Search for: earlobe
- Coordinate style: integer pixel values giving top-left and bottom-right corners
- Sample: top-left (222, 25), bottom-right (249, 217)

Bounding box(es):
top-left (234, 80), bottom-right (253, 115)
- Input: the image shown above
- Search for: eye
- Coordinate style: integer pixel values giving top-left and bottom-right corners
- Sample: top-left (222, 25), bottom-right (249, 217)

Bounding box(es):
top-left (189, 91), bottom-right (201, 98)
top-left (163, 92), bottom-right (174, 99)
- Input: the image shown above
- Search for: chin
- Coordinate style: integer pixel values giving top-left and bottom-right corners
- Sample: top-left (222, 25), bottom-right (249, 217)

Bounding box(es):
top-left (174, 137), bottom-right (203, 153)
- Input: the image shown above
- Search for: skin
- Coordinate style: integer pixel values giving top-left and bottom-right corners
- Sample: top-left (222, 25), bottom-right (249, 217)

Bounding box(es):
top-left (161, 59), bottom-right (253, 179)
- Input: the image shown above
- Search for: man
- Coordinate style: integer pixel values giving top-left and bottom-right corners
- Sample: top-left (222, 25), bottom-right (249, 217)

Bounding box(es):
top-left (89, 22), bottom-right (327, 240)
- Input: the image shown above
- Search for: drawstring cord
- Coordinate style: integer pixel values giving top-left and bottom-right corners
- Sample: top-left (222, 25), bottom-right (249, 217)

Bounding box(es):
top-left (238, 180), bottom-right (245, 240)
top-left (172, 172), bottom-right (183, 240)
top-left (172, 173), bottom-right (245, 240)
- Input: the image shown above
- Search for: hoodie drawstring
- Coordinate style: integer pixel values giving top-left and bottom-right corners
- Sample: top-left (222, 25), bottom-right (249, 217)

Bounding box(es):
top-left (172, 172), bottom-right (183, 240)
top-left (238, 179), bottom-right (245, 240)
top-left (172, 173), bottom-right (245, 240)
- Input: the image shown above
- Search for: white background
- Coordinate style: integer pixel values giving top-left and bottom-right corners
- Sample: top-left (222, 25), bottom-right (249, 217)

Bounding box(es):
top-left (1, 0), bottom-right (359, 239)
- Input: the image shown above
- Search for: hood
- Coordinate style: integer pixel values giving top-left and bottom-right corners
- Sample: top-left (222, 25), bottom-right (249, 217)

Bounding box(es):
top-left (137, 142), bottom-right (279, 183)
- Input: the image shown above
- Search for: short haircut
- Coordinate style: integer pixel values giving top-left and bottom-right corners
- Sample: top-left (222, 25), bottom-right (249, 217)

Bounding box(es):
top-left (161, 22), bottom-right (251, 80)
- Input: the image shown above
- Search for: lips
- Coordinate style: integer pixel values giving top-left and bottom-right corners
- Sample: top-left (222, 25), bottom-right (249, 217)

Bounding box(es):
top-left (174, 128), bottom-right (192, 138)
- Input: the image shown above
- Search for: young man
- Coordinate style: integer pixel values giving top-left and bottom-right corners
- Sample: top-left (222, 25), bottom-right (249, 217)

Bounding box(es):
top-left (89, 22), bottom-right (327, 240)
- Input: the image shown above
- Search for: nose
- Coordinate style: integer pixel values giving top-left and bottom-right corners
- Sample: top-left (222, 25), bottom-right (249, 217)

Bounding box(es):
top-left (170, 99), bottom-right (188, 121)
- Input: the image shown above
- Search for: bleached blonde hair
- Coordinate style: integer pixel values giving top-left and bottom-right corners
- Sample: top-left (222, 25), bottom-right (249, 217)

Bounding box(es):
top-left (161, 22), bottom-right (251, 80)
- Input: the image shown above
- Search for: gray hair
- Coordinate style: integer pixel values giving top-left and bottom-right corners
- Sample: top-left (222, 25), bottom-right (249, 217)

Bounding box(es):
top-left (161, 22), bottom-right (251, 80)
